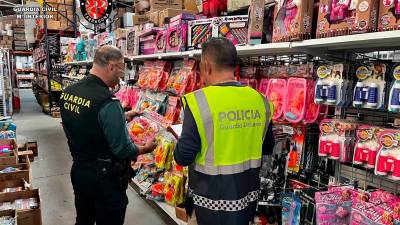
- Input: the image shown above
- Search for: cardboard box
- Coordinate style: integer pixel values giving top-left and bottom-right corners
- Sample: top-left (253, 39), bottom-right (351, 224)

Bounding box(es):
top-left (175, 206), bottom-right (188, 222)
top-left (13, 33), bottom-right (26, 41)
top-left (272, 0), bottom-right (314, 42)
top-left (378, 0), bottom-right (400, 31)
top-left (228, 0), bottom-right (250, 12)
top-left (133, 15), bottom-right (150, 25)
top-left (0, 139), bottom-right (18, 165)
top-left (0, 189), bottom-right (42, 225)
top-left (126, 26), bottom-right (140, 56)
top-left (158, 8), bottom-right (197, 26)
top-left (147, 10), bottom-right (160, 26)
top-left (0, 179), bottom-right (29, 194)
top-left (14, 40), bottom-right (27, 47)
top-left (150, 0), bottom-right (183, 10)
top-left (0, 210), bottom-right (17, 223)
top-left (46, 20), bottom-right (61, 30)
top-left (183, 0), bottom-right (198, 12)
top-left (114, 28), bottom-right (128, 40)
top-left (316, 0), bottom-right (378, 38)
top-left (247, 0), bottom-right (264, 45)
top-left (0, 162), bottom-right (30, 184)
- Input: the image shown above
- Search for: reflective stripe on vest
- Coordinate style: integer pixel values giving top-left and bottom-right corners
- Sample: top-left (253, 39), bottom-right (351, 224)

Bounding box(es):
top-left (185, 87), bottom-right (272, 176)
top-left (188, 188), bottom-right (261, 212)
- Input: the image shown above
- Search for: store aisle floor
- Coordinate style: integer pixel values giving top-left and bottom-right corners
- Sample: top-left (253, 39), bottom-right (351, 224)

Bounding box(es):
top-left (13, 89), bottom-right (168, 225)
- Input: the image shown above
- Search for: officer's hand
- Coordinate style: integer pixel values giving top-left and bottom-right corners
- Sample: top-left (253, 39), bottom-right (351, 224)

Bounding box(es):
top-left (125, 110), bottom-right (142, 122)
top-left (138, 139), bottom-right (158, 155)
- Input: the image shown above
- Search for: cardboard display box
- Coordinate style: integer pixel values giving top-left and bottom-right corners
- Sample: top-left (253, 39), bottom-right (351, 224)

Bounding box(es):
top-left (183, 0), bottom-right (199, 12)
top-left (159, 8), bottom-right (197, 26)
top-left (13, 34), bottom-right (26, 41)
top-left (0, 178), bottom-right (29, 194)
top-left (272, 0), bottom-right (314, 42)
top-left (0, 161), bottom-right (31, 184)
top-left (0, 189), bottom-right (41, 225)
top-left (378, 0), bottom-right (400, 31)
top-left (150, 0), bottom-right (183, 10)
top-left (316, 0), bottom-right (379, 38)
top-left (147, 10), bottom-right (160, 26)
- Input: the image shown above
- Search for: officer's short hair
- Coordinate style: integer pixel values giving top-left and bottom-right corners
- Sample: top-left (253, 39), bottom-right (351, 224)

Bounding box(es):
top-left (201, 37), bottom-right (237, 70)
top-left (93, 45), bottom-right (124, 67)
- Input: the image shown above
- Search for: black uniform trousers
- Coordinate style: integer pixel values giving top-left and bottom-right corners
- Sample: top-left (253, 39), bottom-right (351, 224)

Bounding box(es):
top-left (71, 162), bottom-right (129, 225)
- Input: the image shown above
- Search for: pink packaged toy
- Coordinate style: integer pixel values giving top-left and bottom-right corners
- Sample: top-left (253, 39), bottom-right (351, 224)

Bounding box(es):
top-left (154, 29), bottom-right (167, 53)
top-left (319, 119), bottom-right (358, 161)
top-left (284, 78), bottom-right (307, 123)
top-left (315, 189), bottom-right (353, 225)
top-left (265, 78), bottom-right (287, 121)
top-left (166, 24), bottom-right (188, 52)
top-left (375, 130), bottom-right (400, 180)
top-left (304, 80), bottom-right (321, 124)
top-left (258, 78), bottom-right (269, 95)
top-left (353, 126), bottom-right (384, 168)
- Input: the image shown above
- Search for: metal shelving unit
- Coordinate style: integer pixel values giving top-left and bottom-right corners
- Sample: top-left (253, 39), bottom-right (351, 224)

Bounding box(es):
top-left (0, 49), bottom-right (13, 117)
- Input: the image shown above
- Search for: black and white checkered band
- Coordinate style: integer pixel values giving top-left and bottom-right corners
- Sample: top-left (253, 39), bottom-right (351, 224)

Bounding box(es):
top-left (188, 189), bottom-right (260, 212)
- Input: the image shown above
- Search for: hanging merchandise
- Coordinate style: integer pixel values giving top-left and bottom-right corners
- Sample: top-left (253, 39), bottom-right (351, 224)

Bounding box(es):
top-left (315, 64), bottom-right (347, 106)
top-left (375, 130), bottom-right (400, 180)
top-left (188, 18), bottom-right (214, 50)
top-left (166, 59), bottom-right (198, 96)
top-left (388, 64), bottom-right (400, 112)
top-left (137, 61), bottom-right (172, 90)
top-left (258, 78), bottom-right (270, 95)
top-left (317, 0), bottom-right (380, 38)
top-left (353, 63), bottom-right (387, 110)
top-left (164, 96), bottom-right (181, 124)
top-left (315, 189), bottom-right (353, 225)
top-left (318, 119), bottom-right (358, 162)
top-left (287, 127), bottom-right (305, 173)
top-left (283, 77), bottom-right (307, 123)
top-left (134, 90), bottom-right (168, 113)
top-left (304, 80), bottom-right (322, 124)
top-left (272, 0), bottom-right (314, 42)
top-left (378, 0), bottom-right (400, 31)
top-left (353, 125), bottom-right (383, 168)
top-left (154, 131), bottom-right (177, 170)
top-left (212, 16), bottom-right (249, 45)
top-left (281, 192), bottom-right (302, 225)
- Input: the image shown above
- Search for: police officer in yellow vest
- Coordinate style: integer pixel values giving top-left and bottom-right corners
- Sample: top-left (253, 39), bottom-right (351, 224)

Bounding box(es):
top-left (174, 38), bottom-right (275, 225)
top-left (60, 45), bottom-right (157, 225)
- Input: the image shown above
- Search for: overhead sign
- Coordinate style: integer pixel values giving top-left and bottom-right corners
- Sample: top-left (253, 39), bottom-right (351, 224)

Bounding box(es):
top-left (80, 0), bottom-right (112, 24)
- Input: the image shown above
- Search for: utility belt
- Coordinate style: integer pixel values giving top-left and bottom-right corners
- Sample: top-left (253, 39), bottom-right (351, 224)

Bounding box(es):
top-left (74, 157), bottom-right (133, 189)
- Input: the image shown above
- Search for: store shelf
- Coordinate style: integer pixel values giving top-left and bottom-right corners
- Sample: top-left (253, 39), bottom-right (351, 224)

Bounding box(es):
top-left (131, 178), bottom-right (187, 225)
top-left (64, 60), bottom-right (93, 65)
top-left (12, 51), bottom-right (32, 56)
top-left (16, 69), bottom-right (35, 73)
top-left (292, 30), bottom-right (400, 52)
top-left (17, 76), bottom-right (34, 80)
top-left (61, 75), bottom-right (84, 80)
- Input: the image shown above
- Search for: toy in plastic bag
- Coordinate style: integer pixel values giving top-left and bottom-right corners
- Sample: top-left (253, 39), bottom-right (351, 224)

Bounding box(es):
top-left (154, 132), bottom-right (176, 170)
top-left (164, 172), bottom-right (186, 206)
top-left (127, 116), bottom-right (159, 145)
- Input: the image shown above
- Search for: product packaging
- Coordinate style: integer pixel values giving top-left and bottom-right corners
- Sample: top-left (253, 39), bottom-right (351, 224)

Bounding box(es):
top-left (247, 0), bottom-right (265, 45)
top-left (375, 130), bottom-right (400, 180)
top-left (315, 64), bottom-right (347, 106)
top-left (166, 23), bottom-right (189, 52)
top-left (284, 77), bottom-right (307, 123)
top-left (353, 63), bottom-right (387, 110)
top-left (272, 0), bottom-right (314, 42)
top-left (154, 29), bottom-right (167, 53)
top-left (281, 192), bottom-right (302, 225)
top-left (315, 189), bottom-right (353, 225)
top-left (378, 0), bottom-right (400, 31)
top-left (187, 18), bottom-right (214, 50)
top-left (212, 15), bottom-right (249, 45)
top-left (388, 64), bottom-right (400, 112)
top-left (353, 125), bottom-right (384, 168)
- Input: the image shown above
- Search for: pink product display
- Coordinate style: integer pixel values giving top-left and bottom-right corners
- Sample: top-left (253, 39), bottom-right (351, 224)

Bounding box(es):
top-left (375, 130), bottom-right (400, 180)
top-left (304, 80), bottom-right (321, 124)
top-left (154, 30), bottom-right (167, 53)
top-left (315, 190), bottom-right (353, 225)
top-left (127, 116), bottom-right (160, 145)
top-left (115, 86), bottom-right (140, 109)
top-left (140, 34), bottom-right (156, 55)
top-left (257, 78), bottom-right (269, 94)
top-left (166, 24), bottom-right (188, 52)
top-left (238, 78), bottom-right (258, 90)
top-left (284, 77), bottom-right (307, 123)
top-left (353, 126), bottom-right (383, 168)
top-left (265, 78), bottom-right (286, 121)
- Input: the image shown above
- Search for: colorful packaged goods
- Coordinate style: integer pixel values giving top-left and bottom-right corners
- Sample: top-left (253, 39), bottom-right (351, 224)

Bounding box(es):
top-left (167, 60), bottom-right (197, 96)
top-left (212, 16), bottom-right (249, 45)
top-left (188, 18), bottom-right (214, 50)
top-left (127, 116), bottom-right (160, 145)
top-left (378, 0), bottom-right (400, 31)
top-left (154, 131), bottom-right (177, 170)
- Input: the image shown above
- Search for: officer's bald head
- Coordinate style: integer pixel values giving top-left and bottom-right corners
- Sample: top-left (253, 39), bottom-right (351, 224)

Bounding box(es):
top-left (93, 45), bottom-right (124, 67)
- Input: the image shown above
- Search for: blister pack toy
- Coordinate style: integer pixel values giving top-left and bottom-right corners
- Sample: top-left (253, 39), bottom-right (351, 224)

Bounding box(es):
top-left (281, 192), bottom-right (302, 225)
top-left (353, 63), bottom-right (387, 110)
top-left (188, 18), bottom-right (213, 50)
top-left (266, 78), bottom-right (287, 121)
top-left (304, 80), bottom-right (322, 124)
top-left (164, 172), bottom-right (186, 206)
top-left (154, 131), bottom-right (177, 170)
top-left (127, 116), bottom-right (160, 145)
top-left (319, 119), bottom-right (358, 162)
top-left (375, 130), bottom-right (400, 180)
top-left (315, 189), bottom-right (353, 225)
top-left (134, 90), bottom-right (168, 114)
top-left (378, 0), bottom-right (400, 31)
top-left (315, 64), bottom-right (346, 106)
top-left (353, 125), bottom-right (384, 168)
top-left (272, 0), bottom-right (314, 42)
top-left (164, 96), bottom-right (181, 124)
top-left (154, 29), bottom-right (167, 53)
top-left (388, 64), bottom-right (400, 112)
top-left (284, 77), bottom-right (307, 123)
top-left (166, 23), bottom-right (188, 52)
top-left (287, 126), bottom-right (305, 173)
top-left (317, 0), bottom-right (379, 38)
top-left (212, 16), bottom-right (249, 45)
top-left (168, 60), bottom-right (197, 96)
top-left (258, 78), bottom-right (269, 95)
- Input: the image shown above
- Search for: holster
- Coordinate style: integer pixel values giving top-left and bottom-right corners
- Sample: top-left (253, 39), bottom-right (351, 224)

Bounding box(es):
top-left (96, 158), bottom-right (132, 189)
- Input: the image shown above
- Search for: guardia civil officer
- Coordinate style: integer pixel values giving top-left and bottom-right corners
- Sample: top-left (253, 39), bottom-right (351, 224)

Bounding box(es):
top-left (174, 38), bottom-right (275, 225)
top-left (60, 45), bottom-right (157, 225)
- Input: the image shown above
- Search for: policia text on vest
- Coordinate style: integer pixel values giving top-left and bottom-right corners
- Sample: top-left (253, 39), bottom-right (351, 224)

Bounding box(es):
top-left (218, 110), bottom-right (262, 130)
top-left (60, 92), bottom-right (91, 114)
